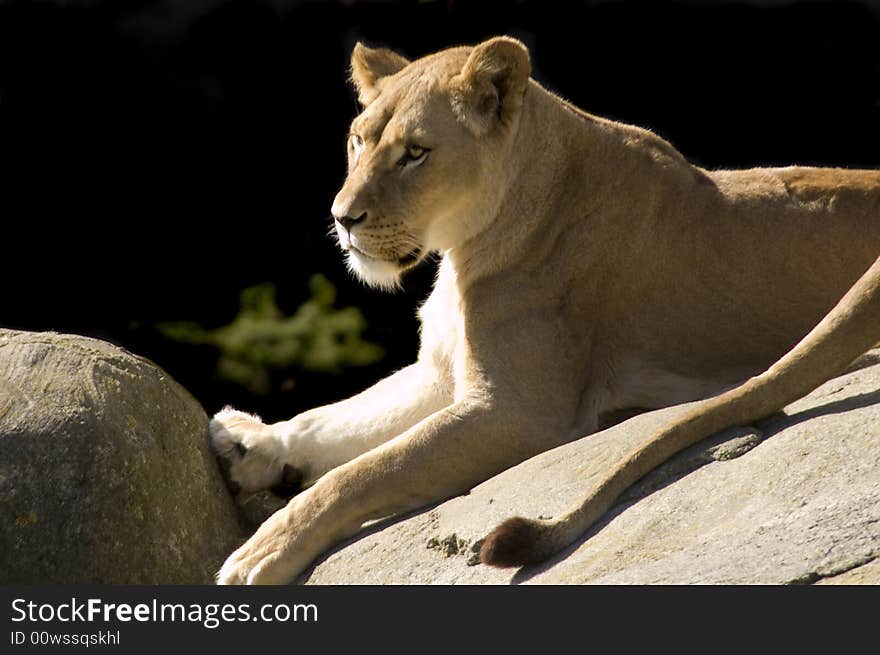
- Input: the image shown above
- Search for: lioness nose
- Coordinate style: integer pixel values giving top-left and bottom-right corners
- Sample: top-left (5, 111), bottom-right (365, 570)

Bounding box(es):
top-left (336, 212), bottom-right (368, 232)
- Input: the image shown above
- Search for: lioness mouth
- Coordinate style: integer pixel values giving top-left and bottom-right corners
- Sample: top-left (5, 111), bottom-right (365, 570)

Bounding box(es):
top-left (396, 249), bottom-right (422, 267)
top-left (349, 244), bottom-right (421, 268)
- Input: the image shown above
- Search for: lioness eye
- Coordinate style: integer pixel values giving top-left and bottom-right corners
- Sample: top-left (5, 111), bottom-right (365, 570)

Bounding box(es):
top-left (399, 144), bottom-right (429, 167)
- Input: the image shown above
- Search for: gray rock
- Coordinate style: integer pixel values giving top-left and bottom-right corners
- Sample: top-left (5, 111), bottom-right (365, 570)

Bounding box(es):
top-left (6, 328), bottom-right (874, 585)
top-left (816, 557), bottom-right (880, 584)
top-left (0, 330), bottom-right (242, 583)
top-left (304, 351), bottom-right (880, 584)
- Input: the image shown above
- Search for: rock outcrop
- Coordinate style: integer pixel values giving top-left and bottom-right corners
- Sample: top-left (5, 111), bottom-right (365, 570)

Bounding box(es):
top-left (2, 329), bottom-right (877, 585)
top-left (0, 330), bottom-right (242, 584)
top-left (304, 353), bottom-right (880, 584)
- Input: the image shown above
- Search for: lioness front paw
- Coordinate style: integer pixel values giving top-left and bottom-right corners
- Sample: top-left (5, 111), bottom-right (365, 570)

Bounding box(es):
top-left (216, 506), bottom-right (308, 585)
top-left (210, 407), bottom-right (303, 498)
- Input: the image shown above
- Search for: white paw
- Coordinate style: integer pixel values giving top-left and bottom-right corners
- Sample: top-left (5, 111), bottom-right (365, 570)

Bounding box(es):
top-left (209, 407), bottom-right (300, 497)
top-left (215, 504), bottom-right (308, 585)
top-left (209, 407), bottom-right (268, 457)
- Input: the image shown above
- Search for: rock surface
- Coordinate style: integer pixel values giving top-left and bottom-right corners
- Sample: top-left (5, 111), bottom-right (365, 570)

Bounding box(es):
top-left (304, 353), bottom-right (880, 585)
top-left (0, 330), bottom-right (241, 584)
top-left (2, 328), bottom-right (877, 585)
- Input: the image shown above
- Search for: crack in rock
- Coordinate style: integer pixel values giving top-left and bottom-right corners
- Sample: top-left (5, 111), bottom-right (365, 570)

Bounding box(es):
top-left (786, 554), bottom-right (878, 585)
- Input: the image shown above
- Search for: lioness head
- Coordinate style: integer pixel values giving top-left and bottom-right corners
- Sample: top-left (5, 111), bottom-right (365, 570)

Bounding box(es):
top-left (331, 37), bottom-right (531, 289)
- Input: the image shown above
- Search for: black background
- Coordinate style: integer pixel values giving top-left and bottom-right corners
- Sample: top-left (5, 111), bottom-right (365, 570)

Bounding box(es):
top-left (2, 0), bottom-right (878, 420)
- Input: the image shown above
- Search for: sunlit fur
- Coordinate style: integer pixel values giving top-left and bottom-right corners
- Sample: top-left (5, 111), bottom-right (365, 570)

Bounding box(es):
top-left (328, 43), bottom-right (518, 289)
top-left (209, 407), bottom-right (286, 496)
top-left (345, 250), bottom-right (405, 292)
top-left (209, 37), bottom-right (880, 584)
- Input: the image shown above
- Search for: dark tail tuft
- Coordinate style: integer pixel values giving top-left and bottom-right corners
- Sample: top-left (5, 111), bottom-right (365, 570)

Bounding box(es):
top-left (479, 517), bottom-right (545, 568)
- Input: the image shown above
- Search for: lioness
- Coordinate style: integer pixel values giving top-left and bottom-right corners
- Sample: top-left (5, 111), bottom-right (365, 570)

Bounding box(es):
top-left (210, 37), bottom-right (880, 584)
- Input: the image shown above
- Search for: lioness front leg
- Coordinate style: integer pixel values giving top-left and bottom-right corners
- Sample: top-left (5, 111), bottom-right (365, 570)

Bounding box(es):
top-left (210, 362), bottom-right (449, 496)
top-left (216, 401), bottom-right (547, 584)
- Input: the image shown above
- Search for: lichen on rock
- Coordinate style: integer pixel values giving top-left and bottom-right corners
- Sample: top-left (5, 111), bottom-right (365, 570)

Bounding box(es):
top-left (0, 330), bottom-right (242, 584)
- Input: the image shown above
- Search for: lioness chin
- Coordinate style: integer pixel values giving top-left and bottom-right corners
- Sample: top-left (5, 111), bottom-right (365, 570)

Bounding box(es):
top-left (209, 37), bottom-right (880, 584)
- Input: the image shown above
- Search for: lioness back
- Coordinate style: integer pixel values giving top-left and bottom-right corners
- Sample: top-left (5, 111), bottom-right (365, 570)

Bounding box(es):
top-left (212, 36), bottom-right (880, 585)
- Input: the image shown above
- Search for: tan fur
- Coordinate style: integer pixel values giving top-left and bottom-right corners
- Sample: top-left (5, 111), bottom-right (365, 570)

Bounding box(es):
top-left (209, 38), bottom-right (880, 584)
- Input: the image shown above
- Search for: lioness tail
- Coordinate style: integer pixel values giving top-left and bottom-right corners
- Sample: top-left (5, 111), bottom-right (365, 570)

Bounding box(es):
top-left (480, 255), bottom-right (880, 568)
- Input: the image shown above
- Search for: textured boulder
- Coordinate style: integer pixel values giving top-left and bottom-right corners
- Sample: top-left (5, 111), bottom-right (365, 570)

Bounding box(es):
top-left (3, 328), bottom-right (876, 585)
top-left (304, 352), bottom-right (880, 584)
top-left (0, 330), bottom-right (241, 583)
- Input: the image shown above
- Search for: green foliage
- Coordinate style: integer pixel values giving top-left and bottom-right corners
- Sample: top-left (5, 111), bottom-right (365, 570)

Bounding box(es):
top-left (158, 275), bottom-right (383, 394)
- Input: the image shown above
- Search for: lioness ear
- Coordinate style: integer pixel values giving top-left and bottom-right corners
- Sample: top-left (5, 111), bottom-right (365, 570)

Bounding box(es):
top-left (453, 36), bottom-right (531, 135)
top-left (350, 42), bottom-right (410, 106)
